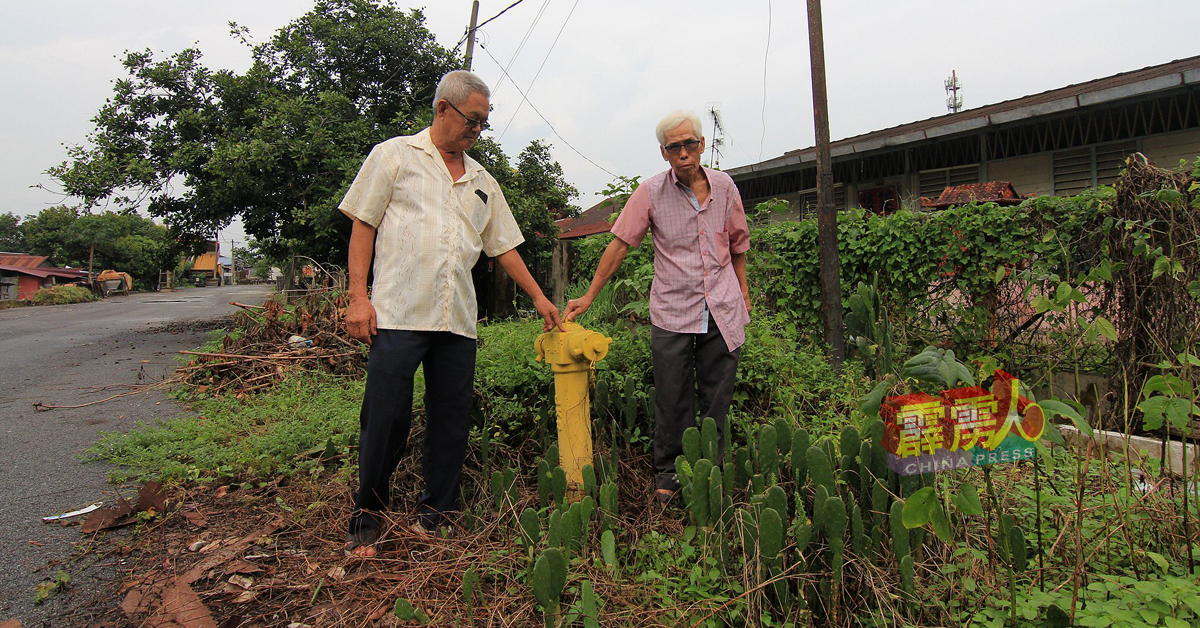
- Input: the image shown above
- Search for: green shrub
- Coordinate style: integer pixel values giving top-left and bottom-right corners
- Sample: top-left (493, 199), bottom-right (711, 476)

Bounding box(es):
top-left (29, 284), bottom-right (97, 305)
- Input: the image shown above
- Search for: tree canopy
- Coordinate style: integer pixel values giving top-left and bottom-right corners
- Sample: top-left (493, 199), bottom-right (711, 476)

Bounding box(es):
top-left (50, 0), bottom-right (579, 267)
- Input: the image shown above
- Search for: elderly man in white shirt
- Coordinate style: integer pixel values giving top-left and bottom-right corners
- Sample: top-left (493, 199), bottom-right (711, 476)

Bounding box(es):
top-left (340, 70), bottom-right (561, 557)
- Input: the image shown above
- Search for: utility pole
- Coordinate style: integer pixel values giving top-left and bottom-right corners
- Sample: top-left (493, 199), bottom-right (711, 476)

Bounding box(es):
top-left (464, 1), bottom-right (480, 71)
top-left (806, 0), bottom-right (845, 366)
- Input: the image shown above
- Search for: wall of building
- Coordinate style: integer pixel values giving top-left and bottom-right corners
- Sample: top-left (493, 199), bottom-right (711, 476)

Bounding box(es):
top-left (17, 275), bottom-right (41, 300)
top-left (1142, 128), bottom-right (1200, 169)
top-left (986, 153), bottom-right (1053, 197)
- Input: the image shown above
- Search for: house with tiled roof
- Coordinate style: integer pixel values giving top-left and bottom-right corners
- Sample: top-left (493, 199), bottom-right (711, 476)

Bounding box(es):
top-left (727, 56), bottom-right (1200, 217)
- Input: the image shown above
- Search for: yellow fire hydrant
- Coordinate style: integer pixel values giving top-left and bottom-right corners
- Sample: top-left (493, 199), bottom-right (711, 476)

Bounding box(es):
top-left (534, 321), bottom-right (612, 502)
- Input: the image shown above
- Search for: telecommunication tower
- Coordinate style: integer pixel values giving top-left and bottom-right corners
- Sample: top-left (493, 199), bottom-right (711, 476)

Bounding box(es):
top-left (706, 103), bottom-right (726, 169)
top-left (945, 70), bottom-right (963, 114)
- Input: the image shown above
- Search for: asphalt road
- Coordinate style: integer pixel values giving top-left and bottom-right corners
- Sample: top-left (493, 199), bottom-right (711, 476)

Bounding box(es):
top-left (0, 285), bottom-right (274, 625)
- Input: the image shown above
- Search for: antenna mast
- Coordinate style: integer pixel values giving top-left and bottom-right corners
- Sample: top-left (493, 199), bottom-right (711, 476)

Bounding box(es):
top-left (706, 103), bottom-right (726, 169)
top-left (945, 70), bottom-right (963, 113)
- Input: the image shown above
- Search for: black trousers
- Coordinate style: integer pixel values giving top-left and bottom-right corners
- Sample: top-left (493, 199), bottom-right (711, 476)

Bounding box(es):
top-left (650, 313), bottom-right (741, 490)
top-left (350, 329), bottom-right (476, 533)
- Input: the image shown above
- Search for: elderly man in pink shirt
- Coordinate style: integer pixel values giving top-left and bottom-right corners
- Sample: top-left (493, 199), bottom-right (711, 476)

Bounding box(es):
top-left (565, 110), bottom-right (751, 502)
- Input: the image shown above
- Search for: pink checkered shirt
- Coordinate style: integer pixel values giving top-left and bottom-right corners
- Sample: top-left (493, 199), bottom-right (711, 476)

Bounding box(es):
top-left (609, 167), bottom-right (751, 351)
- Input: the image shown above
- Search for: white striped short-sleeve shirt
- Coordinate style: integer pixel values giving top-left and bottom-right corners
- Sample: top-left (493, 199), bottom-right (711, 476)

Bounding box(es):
top-left (339, 128), bottom-right (524, 338)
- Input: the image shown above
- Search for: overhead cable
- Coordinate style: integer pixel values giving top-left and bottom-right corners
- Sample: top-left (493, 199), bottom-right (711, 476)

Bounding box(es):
top-left (498, 0), bottom-right (581, 140)
top-left (479, 42), bottom-right (617, 179)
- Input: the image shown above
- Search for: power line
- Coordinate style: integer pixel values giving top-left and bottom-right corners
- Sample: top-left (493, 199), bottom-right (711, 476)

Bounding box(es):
top-left (455, 0), bottom-right (527, 50)
top-left (759, 0), bottom-right (772, 160)
top-left (489, 0), bottom-right (553, 99)
top-left (479, 42), bottom-right (617, 179)
top-left (498, 0), bottom-right (581, 140)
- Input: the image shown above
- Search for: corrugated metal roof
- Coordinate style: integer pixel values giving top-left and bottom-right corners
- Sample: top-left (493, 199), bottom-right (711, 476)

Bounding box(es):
top-left (0, 254), bottom-right (49, 268)
top-left (729, 55), bottom-right (1200, 177)
top-left (557, 198), bottom-right (618, 240)
top-left (0, 263), bottom-right (88, 280)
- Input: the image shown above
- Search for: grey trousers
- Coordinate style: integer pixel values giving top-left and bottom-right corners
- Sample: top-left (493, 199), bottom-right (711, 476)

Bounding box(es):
top-left (650, 313), bottom-right (741, 490)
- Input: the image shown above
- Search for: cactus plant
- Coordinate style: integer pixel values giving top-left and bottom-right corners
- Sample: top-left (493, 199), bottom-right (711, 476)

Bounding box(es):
top-left (581, 580), bottom-right (600, 628)
top-left (562, 502), bottom-right (584, 555)
top-left (682, 427), bottom-right (701, 466)
top-left (594, 378), bottom-right (609, 419)
top-left (491, 470), bottom-right (504, 511)
top-left (851, 501), bottom-right (867, 558)
top-left (463, 565), bottom-right (479, 617)
top-left (758, 424), bottom-right (779, 480)
top-left (622, 376), bottom-right (637, 433)
top-left (825, 496), bottom-right (848, 583)
top-left (750, 473), bottom-right (765, 496)
top-left (794, 515), bottom-right (813, 554)
top-left (689, 459), bottom-right (713, 526)
top-left (735, 446), bottom-right (751, 488)
top-left (772, 417), bottom-right (792, 461)
top-left (599, 482), bottom-right (618, 529)
top-left (759, 507), bottom-right (783, 562)
top-left (547, 444), bottom-right (560, 470)
top-left (537, 459), bottom-right (551, 508)
top-left (707, 465), bottom-right (723, 527)
top-left (551, 466), bottom-right (568, 508)
top-left (601, 529), bottom-right (617, 574)
top-left (790, 428), bottom-right (811, 487)
top-left (520, 507), bottom-right (541, 555)
top-left (813, 484), bottom-right (830, 532)
top-left (700, 416), bottom-right (719, 462)
top-left (582, 464), bottom-right (597, 501)
top-left (890, 499), bottom-right (910, 564)
top-left (807, 446), bottom-right (836, 494)
top-left (765, 485), bottom-right (787, 521)
top-left (532, 548), bottom-right (568, 626)
top-left (548, 509), bottom-right (563, 549)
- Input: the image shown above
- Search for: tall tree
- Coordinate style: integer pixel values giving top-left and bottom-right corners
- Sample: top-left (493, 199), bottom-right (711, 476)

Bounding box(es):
top-left (0, 212), bottom-right (25, 252)
top-left (49, 0), bottom-right (460, 263)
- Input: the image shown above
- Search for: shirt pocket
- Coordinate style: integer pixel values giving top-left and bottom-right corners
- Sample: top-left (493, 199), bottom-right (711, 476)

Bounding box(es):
top-left (713, 231), bottom-right (732, 267)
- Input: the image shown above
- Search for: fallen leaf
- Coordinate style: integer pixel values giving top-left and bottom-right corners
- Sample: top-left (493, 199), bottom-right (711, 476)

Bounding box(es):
top-left (0, 620), bottom-right (22, 628)
top-left (137, 481), bottom-right (167, 515)
top-left (227, 575), bottom-right (254, 590)
top-left (187, 538), bottom-right (207, 553)
top-left (225, 560), bottom-right (263, 575)
top-left (183, 511), bottom-right (208, 528)
top-left (214, 486), bottom-right (228, 498)
top-left (326, 566), bottom-right (346, 581)
top-left (81, 500), bottom-right (134, 534)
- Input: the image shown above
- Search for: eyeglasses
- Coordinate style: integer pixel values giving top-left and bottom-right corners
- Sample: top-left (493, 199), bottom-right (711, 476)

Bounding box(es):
top-left (444, 100), bottom-right (491, 131)
top-left (663, 139), bottom-right (702, 154)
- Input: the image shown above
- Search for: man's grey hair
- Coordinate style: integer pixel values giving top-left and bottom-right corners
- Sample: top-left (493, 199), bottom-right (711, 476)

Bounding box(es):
top-left (655, 110), bottom-right (704, 146)
top-left (433, 70), bottom-right (490, 109)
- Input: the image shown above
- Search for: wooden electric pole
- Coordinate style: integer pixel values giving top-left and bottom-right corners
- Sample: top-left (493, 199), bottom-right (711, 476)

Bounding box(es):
top-left (806, 0), bottom-right (845, 366)
top-left (464, 1), bottom-right (480, 71)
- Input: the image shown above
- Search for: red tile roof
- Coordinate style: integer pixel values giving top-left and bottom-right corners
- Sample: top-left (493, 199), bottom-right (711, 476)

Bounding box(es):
top-left (921, 181), bottom-right (1029, 209)
top-left (557, 198), bottom-right (619, 240)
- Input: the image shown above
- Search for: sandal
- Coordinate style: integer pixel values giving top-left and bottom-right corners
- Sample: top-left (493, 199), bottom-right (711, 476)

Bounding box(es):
top-left (344, 526), bottom-right (381, 557)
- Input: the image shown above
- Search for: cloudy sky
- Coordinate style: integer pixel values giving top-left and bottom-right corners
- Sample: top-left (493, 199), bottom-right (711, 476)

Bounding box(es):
top-left (2, 0), bottom-right (1197, 254)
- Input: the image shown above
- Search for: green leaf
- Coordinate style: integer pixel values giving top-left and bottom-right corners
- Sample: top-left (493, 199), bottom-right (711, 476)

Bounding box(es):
top-left (902, 487), bottom-right (936, 529)
top-left (1092, 316), bottom-right (1118, 342)
top-left (1040, 399), bottom-right (1091, 437)
top-left (859, 379), bottom-right (891, 417)
top-left (1153, 256), bottom-right (1171, 280)
top-left (1165, 617), bottom-right (1189, 628)
top-left (1154, 188), bottom-right (1184, 204)
top-left (994, 265), bottom-right (1006, 284)
top-left (1144, 550), bottom-right (1170, 573)
top-left (952, 484), bottom-right (984, 516)
top-left (1042, 228), bottom-right (1057, 243)
top-left (930, 502), bottom-right (953, 542)
top-left (1178, 351), bottom-right (1200, 367)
